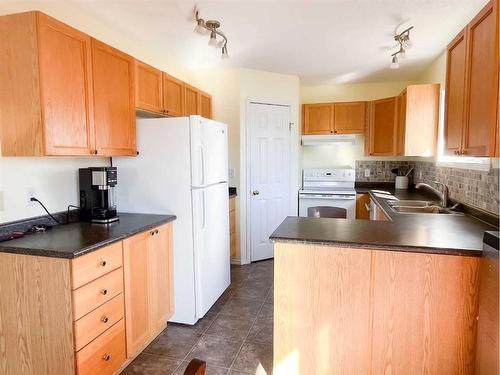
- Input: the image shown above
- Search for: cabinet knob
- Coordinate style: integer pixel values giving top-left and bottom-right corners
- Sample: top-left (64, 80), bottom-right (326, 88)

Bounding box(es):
top-left (100, 289), bottom-right (108, 295)
top-left (99, 260), bottom-right (107, 267)
top-left (155, 229), bottom-right (159, 234)
top-left (252, 190), bottom-right (260, 196)
top-left (101, 315), bottom-right (109, 323)
top-left (334, 130), bottom-right (337, 134)
top-left (151, 231), bottom-right (155, 236)
top-left (102, 354), bottom-right (111, 361)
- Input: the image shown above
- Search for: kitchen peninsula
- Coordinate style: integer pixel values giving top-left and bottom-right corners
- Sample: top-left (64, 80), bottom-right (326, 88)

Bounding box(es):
top-left (270, 190), bottom-right (497, 375)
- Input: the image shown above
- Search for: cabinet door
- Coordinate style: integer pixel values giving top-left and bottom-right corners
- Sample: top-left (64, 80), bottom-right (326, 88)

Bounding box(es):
top-left (199, 91), bottom-right (213, 119)
top-left (462, 1), bottom-right (498, 156)
top-left (134, 60), bottom-right (163, 114)
top-left (148, 223), bottom-right (174, 333)
top-left (444, 30), bottom-right (467, 156)
top-left (333, 101), bottom-right (366, 134)
top-left (37, 13), bottom-right (95, 155)
top-left (184, 84), bottom-right (199, 116)
top-left (162, 73), bottom-right (184, 117)
top-left (396, 91), bottom-right (407, 156)
top-left (355, 194), bottom-right (370, 220)
top-left (303, 104), bottom-right (333, 135)
top-left (368, 97), bottom-right (397, 156)
top-left (91, 39), bottom-right (136, 156)
top-left (123, 231), bottom-right (150, 358)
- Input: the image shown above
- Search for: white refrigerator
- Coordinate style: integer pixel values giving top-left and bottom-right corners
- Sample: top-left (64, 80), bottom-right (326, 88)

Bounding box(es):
top-left (114, 116), bottom-right (230, 325)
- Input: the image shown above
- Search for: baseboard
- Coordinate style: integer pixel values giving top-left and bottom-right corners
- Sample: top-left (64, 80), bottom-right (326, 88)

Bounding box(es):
top-left (230, 258), bottom-right (249, 265)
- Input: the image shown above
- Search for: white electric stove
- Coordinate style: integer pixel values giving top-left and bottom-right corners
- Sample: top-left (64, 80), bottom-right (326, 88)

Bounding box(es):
top-left (299, 168), bottom-right (356, 219)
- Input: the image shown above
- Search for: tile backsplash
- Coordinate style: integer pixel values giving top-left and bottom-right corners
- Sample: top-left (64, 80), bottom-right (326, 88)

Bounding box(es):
top-left (355, 160), bottom-right (500, 215)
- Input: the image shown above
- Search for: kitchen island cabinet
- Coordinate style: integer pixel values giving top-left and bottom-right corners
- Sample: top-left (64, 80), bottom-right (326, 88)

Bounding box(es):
top-left (273, 242), bottom-right (479, 375)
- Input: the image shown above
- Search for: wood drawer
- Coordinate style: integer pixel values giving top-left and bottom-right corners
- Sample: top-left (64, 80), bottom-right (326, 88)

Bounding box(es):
top-left (71, 242), bottom-right (123, 289)
top-left (76, 319), bottom-right (126, 375)
top-left (74, 293), bottom-right (124, 351)
top-left (73, 268), bottom-right (124, 320)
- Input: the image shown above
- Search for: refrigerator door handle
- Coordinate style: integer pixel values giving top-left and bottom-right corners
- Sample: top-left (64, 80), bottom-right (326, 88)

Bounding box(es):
top-left (202, 190), bottom-right (206, 229)
top-left (200, 145), bottom-right (206, 186)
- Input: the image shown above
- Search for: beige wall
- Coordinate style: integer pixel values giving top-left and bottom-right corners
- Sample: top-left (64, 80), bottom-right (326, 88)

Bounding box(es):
top-left (415, 52), bottom-right (447, 87)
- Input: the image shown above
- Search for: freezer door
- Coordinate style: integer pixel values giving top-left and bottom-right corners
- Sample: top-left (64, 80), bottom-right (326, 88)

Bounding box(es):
top-left (191, 182), bottom-right (230, 319)
top-left (190, 116), bottom-right (228, 187)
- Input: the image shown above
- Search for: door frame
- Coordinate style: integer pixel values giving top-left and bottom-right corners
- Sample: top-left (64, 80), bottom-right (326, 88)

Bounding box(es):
top-left (245, 98), bottom-right (295, 263)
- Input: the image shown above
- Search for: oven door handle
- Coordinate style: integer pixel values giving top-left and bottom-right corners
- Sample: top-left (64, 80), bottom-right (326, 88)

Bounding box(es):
top-left (299, 195), bottom-right (356, 200)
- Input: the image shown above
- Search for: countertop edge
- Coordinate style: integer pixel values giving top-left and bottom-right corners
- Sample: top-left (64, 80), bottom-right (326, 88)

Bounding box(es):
top-left (0, 214), bottom-right (177, 259)
top-left (270, 237), bottom-right (483, 257)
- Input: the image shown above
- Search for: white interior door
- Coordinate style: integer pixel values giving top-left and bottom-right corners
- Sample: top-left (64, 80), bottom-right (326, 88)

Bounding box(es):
top-left (248, 102), bottom-right (291, 261)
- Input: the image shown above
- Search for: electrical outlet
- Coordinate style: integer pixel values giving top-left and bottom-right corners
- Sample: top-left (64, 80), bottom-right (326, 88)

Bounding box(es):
top-left (364, 169), bottom-right (371, 177)
top-left (27, 189), bottom-right (36, 207)
top-left (228, 168), bottom-right (235, 178)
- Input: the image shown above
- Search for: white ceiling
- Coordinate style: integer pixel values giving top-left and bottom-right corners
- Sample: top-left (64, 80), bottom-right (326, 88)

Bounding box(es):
top-left (70, 0), bottom-right (488, 85)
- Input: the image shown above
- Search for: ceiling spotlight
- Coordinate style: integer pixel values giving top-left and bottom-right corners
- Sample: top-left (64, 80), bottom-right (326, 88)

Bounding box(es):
top-left (390, 55), bottom-right (399, 69)
top-left (194, 18), bottom-right (205, 34)
top-left (208, 31), bottom-right (217, 46)
top-left (221, 45), bottom-right (229, 59)
top-left (389, 25), bottom-right (413, 69)
top-left (193, 6), bottom-right (229, 59)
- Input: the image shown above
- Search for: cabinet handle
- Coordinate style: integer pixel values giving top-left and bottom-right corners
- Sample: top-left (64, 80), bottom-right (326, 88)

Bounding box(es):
top-left (151, 231), bottom-right (155, 236)
top-left (101, 315), bottom-right (109, 323)
top-left (100, 289), bottom-right (108, 295)
top-left (99, 260), bottom-right (107, 267)
top-left (136, 150), bottom-right (140, 155)
top-left (102, 354), bottom-right (111, 361)
top-left (155, 229), bottom-right (159, 234)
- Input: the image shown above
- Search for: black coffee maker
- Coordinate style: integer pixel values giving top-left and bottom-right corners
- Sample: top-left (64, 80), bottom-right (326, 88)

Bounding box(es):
top-left (79, 167), bottom-right (119, 223)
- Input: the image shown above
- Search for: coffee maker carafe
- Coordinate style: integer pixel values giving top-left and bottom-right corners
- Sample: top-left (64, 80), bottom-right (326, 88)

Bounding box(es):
top-left (79, 167), bottom-right (119, 223)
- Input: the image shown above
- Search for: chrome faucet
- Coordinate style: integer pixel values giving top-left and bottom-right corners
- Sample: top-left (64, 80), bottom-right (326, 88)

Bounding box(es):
top-left (415, 182), bottom-right (449, 208)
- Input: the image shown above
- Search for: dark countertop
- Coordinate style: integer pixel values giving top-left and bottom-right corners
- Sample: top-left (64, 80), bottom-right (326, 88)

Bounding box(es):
top-left (0, 213), bottom-right (176, 259)
top-left (270, 186), bottom-right (498, 257)
top-left (229, 187), bottom-right (237, 198)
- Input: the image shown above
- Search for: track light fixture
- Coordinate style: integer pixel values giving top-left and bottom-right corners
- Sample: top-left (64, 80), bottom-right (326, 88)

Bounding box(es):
top-left (193, 5), bottom-right (229, 59)
top-left (390, 26), bottom-right (413, 69)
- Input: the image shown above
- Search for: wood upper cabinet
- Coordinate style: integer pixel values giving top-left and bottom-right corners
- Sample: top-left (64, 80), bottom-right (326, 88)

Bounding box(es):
top-left (303, 103), bottom-right (334, 134)
top-left (445, 0), bottom-right (499, 157)
top-left (135, 60), bottom-right (163, 114)
top-left (184, 84), bottom-right (200, 116)
top-left (303, 102), bottom-right (366, 135)
top-left (199, 90), bottom-right (213, 119)
top-left (163, 73), bottom-right (184, 117)
top-left (123, 222), bottom-right (173, 358)
top-left (0, 11), bottom-right (95, 156)
top-left (462, 1), bottom-right (498, 156)
top-left (91, 39), bottom-right (136, 156)
top-left (333, 101), bottom-right (366, 134)
top-left (397, 84), bottom-right (440, 156)
top-left (367, 97), bottom-right (397, 156)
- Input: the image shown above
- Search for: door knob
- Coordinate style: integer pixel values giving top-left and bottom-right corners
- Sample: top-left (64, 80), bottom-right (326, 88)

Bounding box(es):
top-left (252, 190), bottom-right (260, 196)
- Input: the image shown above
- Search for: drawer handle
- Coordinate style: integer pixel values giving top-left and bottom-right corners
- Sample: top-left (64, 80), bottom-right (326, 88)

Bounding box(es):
top-left (99, 260), bottom-right (107, 267)
top-left (101, 315), bottom-right (109, 323)
top-left (102, 354), bottom-right (111, 361)
top-left (100, 289), bottom-right (108, 295)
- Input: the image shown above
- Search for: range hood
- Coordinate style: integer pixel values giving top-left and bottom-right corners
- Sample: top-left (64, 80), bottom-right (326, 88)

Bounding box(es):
top-left (301, 134), bottom-right (356, 146)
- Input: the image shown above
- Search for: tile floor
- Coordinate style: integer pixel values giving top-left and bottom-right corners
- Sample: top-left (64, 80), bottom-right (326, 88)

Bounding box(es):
top-left (122, 260), bottom-right (274, 375)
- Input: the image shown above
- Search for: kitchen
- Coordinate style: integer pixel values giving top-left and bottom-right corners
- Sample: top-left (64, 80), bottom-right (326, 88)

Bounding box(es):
top-left (0, 1), bottom-right (498, 375)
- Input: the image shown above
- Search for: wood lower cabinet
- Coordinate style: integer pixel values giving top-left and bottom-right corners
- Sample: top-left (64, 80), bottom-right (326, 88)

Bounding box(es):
top-left (91, 39), bottom-right (136, 156)
top-left (355, 194), bottom-right (370, 220)
top-left (123, 222), bottom-right (174, 358)
top-left (135, 60), bottom-right (163, 114)
top-left (445, 0), bottom-right (499, 156)
top-left (367, 97), bottom-right (397, 156)
top-left (0, 223), bottom-right (174, 375)
top-left (0, 11), bottom-right (95, 156)
top-left (229, 196), bottom-right (237, 258)
top-left (274, 242), bottom-right (480, 375)
top-left (163, 73), bottom-right (185, 117)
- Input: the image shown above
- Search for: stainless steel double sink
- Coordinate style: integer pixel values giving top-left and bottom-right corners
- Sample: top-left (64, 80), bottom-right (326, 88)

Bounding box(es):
top-left (386, 200), bottom-right (464, 216)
